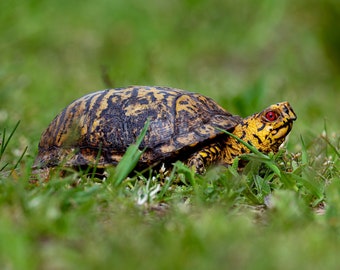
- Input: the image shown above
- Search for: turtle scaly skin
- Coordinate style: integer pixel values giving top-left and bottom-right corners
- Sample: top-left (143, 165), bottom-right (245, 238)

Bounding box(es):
top-left (32, 86), bottom-right (297, 178)
top-left (186, 102), bottom-right (297, 173)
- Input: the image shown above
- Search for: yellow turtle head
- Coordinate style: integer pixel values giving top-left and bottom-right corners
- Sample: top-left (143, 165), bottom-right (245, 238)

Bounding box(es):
top-left (234, 102), bottom-right (297, 153)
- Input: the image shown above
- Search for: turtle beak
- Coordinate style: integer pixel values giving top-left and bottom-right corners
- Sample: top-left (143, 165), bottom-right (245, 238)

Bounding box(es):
top-left (278, 102), bottom-right (296, 135)
top-left (280, 102), bottom-right (297, 122)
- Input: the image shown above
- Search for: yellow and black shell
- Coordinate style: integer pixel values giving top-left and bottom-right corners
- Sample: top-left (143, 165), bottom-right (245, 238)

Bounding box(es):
top-left (33, 86), bottom-right (242, 171)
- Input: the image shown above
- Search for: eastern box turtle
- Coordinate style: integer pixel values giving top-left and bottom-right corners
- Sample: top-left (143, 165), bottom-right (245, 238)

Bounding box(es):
top-left (33, 86), bottom-right (297, 178)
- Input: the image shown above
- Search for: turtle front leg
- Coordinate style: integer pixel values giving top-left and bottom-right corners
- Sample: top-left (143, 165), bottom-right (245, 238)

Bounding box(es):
top-left (186, 152), bottom-right (207, 174)
top-left (186, 143), bottom-right (225, 174)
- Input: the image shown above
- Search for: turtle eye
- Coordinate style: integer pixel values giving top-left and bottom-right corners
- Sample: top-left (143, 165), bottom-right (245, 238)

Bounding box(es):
top-left (265, 111), bottom-right (278, 121)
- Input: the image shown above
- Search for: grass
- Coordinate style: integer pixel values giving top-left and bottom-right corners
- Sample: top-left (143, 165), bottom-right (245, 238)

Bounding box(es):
top-left (1, 0), bottom-right (340, 269)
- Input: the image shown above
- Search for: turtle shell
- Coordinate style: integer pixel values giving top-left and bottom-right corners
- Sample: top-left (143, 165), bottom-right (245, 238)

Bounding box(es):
top-left (33, 86), bottom-right (242, 170)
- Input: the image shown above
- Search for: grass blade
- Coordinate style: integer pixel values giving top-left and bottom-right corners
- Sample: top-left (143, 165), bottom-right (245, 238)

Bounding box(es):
top-left (300, 135), bottom-right (309, 165)
top-left (0, 121), bottom-right (20, 160)
top-left (10, 146), bottom-right (28, 175)
top-left (112, 119), bottom-right (150, 186)
top-left (218, 128), bottom-right (281, 177)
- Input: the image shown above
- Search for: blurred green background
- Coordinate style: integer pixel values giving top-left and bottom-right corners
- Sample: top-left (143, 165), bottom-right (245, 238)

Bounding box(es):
top-left (1, 0), bottom-right (340, 158)
top-left (1, 1), bottom-right (340, 269)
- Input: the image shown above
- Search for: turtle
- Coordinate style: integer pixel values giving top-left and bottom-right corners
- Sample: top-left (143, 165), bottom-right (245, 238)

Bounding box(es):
top-left (32, 86), bottom-right (297, 179)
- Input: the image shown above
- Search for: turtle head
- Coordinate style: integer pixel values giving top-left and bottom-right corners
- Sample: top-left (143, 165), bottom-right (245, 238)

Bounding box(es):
top-left (234, 102), bottom-right (297, 153)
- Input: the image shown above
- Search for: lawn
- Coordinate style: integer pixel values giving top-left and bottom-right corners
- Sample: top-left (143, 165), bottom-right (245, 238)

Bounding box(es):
top-left (1, 0), bottom-right (340, 269)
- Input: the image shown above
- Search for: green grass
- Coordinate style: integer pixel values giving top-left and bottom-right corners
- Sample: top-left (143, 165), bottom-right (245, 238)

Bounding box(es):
top-left (1, 0), bottom-right (340, 269)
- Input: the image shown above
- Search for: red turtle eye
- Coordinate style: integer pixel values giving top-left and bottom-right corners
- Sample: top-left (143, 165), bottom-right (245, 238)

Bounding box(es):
top-left (265, 111), bottom-right (277, 121)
